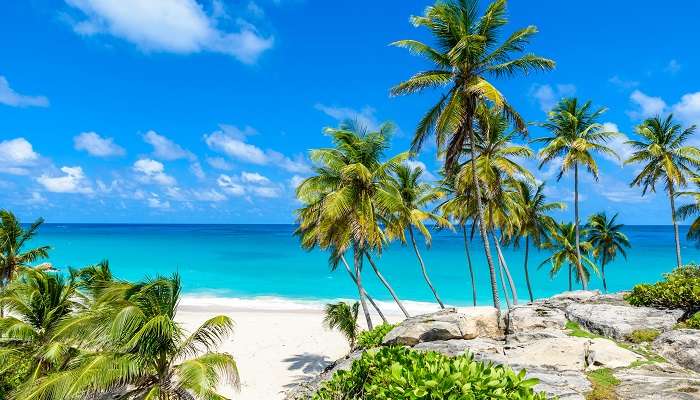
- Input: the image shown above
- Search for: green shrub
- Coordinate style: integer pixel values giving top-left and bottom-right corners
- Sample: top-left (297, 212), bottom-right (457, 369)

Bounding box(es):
top-left (356, 323), bottom-right (395, 349)
top-left (676, 312), bottom-right (700, 330)
top-left (625, 265), bottom-right (700, 318)
top-left (313, 346), bottom-right (548, 400)
top-left (627, 328), bottom-right (660, 343)
top-left (0, 354), bottom-right (31, 398)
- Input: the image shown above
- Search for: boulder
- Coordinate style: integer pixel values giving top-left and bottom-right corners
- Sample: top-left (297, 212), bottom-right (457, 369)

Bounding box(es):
top-left (614, 363), bottom-right (700, 400)
top-left (526, 369), bottom-right (591, 400)
top-left (653, 329), bottom-right (700, 373)
top-left (587, 338), bottom-right (643, 370)
top-left (506, 303), bottom-right (568, 334)
top-left (284, 350), bottom-right (363, 400)
top-left (382, 308), bottom-right (499, 346)
top-left (413, 338), bottom-right (506, 364)
top-left (539, 290), bottom-right (601, 310)
top-left (565, 303), bottom-right (683, 341)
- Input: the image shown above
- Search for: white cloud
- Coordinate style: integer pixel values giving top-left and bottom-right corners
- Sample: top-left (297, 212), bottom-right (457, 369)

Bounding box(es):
top-left (26, 192), bottom-right (48, 205)
top-left (0, 137), bottom-right (40, 175)
top-left (665, 59), bottom-right (681, 75)
top-left (530, 83), bottom-right (576, 113)
top-left (37, 166), bottom-right (93, 194)
top-left (627, 90), bottom-right (667, 120)
top-left (190, 161), bottom-right (205, 179)
top-left (216, 173), bottom-right (279, 198)
top-left (133, 158), bottom-right (176, 186)
top-left (0, 76), bottom-right (49, 107)
top-left (250, 186), bottom-right (279, 198)
top-left (191, 189), bottom-right (226, 202)
top-left (608, 75), bottom-right (639, 90)
top-left (289, 174), bottom-right (305, 189)
top-left (65, 0), bottom-right (273, 63)
top-left (143, 130), bottom-right (194, 161)
top-left (147, 196), bottom-right (170, 209)
top-left (204, 125), bottom-right (310, 173)
top-left (672, 92), bottom-right (700, 127)
top-left (206, 156), bottom-right (234, 170)
top-left (217, 174), bottom-right (246, 196)
top-left (73, 131), bottom-right (125, 157)
top-left (600, 123), bottom-right (632, 166)
top-left (314, 103), bottom-right (380, 131)
top-left (241, 171), bottom-right (270, 184)
top-left (594, 174), bottom-right (650, 204)
top-left (404, 159), bottom-right (436, 180)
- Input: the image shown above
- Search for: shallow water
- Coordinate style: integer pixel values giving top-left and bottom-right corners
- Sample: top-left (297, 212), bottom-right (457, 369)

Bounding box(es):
top-left (29, 224), bottom-right (700, 306)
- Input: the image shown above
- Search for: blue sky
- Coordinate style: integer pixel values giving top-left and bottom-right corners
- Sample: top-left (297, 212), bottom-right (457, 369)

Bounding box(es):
top-left (0, 0), bottom-right (699, 224)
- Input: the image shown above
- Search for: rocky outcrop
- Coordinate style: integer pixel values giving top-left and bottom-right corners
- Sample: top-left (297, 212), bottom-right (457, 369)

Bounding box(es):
top-left (653, 329), bottom-right (700, 373)
top-left (614, 363), bottom-right (700, 399)
top-left (284, 350), bottom-right (363, 400)
top-left (507, 303), bottom-right (568, 333)
top-left (382, 307), bottom-right (500, 346)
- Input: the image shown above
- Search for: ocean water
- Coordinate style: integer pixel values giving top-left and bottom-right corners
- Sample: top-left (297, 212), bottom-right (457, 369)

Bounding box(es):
top-left (28, 224), bottom-right (700, 306)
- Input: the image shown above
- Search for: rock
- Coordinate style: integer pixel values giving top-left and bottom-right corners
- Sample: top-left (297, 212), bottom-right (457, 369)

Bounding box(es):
top-left (455, 306), bottom-right (502, 338)
top-left (526, 369), bottom-right (591, 400)
top-left (653, 329), bottom-right (700, 373)
top-left (565, 303), bottom-right (683, 341)
top-left (539, 290), bottom-right (601, 310)
top-left (586, 292), bottom-right (629, 306)
top-left (506, 304), bottom-right (568, 334)
top-left (614, 363), bottom-right (700, 400)
top-left (587, 338), bottom-right (643, 370)
top-left (382, 308), bottom-right (500, 346)
top-left (414, 338), bottom-right (506, 364)
top-left (283, 350), bottom-right (363, 400)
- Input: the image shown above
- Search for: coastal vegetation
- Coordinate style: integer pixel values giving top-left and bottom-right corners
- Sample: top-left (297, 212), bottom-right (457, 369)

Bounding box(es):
top-left (625, 264), bottom-right (700, 320)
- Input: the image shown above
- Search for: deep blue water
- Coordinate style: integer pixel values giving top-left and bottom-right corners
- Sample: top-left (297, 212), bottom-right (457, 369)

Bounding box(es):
top-left (27, 224), bottom-right (700, 306)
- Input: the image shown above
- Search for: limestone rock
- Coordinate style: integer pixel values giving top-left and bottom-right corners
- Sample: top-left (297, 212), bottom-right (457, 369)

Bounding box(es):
top-left (414, 338), bottom-right (506, 364)
top-left (283, 350), bottom-right (363, 400)
top-left (506, 303), bottom-right (568, 334)
top-left (653, 329), bottom-right (700, 373)
top-left (540, 290), bottom-right (601, 310)
top-left (614, 363), bottom-right (700, 400)
top-left (565, 303), bottom-right (683, 341)
top-left (382, 308), bottom-right (499, 346)
top-left (587, 338), bottom-right (643, 370)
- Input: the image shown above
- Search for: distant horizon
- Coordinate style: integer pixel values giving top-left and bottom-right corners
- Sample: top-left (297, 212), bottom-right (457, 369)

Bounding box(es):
top-left (35, 221), bottom-right (691, 227)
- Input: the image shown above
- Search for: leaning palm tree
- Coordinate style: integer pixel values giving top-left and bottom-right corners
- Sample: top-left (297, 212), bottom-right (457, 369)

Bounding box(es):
top-left (0, 270), bottom-right (78, 394)
top-left (391, 0), bottom-right (554, 310)
top-left (535, 98), bottom-right (618, 289)
top-left (21, 275), bottom-right (240, 400)
top-left (0, 210), bottom-right (51, 290)
top-left (586, 213), bottom-right (630, 293)
top-left (296, 121), bottom-right (411, 322)
top-left (511, 182), bottom-right (564, 302)
top-left (323, 301), bottom-right (360, 350)
top-left (385, 163), bottom-right (450, 308)
top-left (625, 115), bottom-right (700, 268)
top-left (540, 222), bottom-right (598, 291)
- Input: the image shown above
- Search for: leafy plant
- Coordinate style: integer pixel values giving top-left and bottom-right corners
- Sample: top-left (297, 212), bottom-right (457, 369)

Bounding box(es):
top-left (324, 301), bottom-right (360, 349)
top-left (356, 323), bottom-right (395, 350)
top-left (676, 311), bottom-right (700, 329)
top-left (313, 346), bottom-right (547, 400)
top-left (625, 265), bottom-right (700, 319)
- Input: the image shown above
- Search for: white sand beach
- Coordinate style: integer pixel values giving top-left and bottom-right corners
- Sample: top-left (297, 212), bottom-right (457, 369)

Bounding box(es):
top-left (177, 296), bottom-right (443, 400)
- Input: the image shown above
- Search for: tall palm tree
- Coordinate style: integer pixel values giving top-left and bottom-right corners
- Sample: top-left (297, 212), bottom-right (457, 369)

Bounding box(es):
top-left (535, 98), bottom-right (618, 289)
top-left (391, 0), bottom-right (554, 310)
top-left (540, 222), bottom-right (598, 291)
top-left (385, 163), bottom-right (450, 308)
top-left (0, 210), bottom-right (51, 290)
top-left (511, 182), bottom-right (564, 302)
top-left (323, 301), bottom-right (360, 350)
top-left (586, 213), bottom-right (630, 293)
top-left (0, 270), bottom-right (78, 393)
top-left (296, 121), bottom-right (411, 323)
top-left (22, 275), bottom-right (240, 400)
top-left (625, 115), bottom-right (700, 268)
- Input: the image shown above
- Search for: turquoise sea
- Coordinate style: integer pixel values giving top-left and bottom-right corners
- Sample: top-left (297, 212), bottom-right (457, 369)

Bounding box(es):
top-left (29, 224), bottom-right (700, 305)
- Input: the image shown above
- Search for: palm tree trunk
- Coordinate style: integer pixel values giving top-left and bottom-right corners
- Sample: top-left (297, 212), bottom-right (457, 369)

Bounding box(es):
top-left (466, 120), bottom-right (501, 311)
top-left (365, 253), bottom-right (410, 318)
top-left (341, 255), bottom-right (388, 324)
top-left (669, 184), bottom-right (683, 268)
top-left (353, 244), bottom-right (373, 330)
top-left (462, 224), bottom-right (477, 306)
top-left (524, 236), bottom-right (534, 302)
top-left (601, 252), bottom-right (607, 294)
top-left (492, 231), bottom-right (518, 305)
top-left (497, 252), bottom-right (512, 309)
top-left (574, 163), bottom-right (588, 290)
top-left (568, 264), bottom-right (573, 291)
top-left (409, 226), bottom-right (444, 309)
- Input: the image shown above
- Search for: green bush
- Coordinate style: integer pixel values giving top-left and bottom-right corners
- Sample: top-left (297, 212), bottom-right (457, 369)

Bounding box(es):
top-left (0, 354), bottom-right (31, 398)
top-left (627, 328), bottom-right (660, 343)
top-left (356, 323), bottom-right (395, 349)
top-left (676, 312), bottom-right (700, 330)
top-left (313, 346), bottom-right (547, 400)
top-left (625, 265), bottom-right (700, 317)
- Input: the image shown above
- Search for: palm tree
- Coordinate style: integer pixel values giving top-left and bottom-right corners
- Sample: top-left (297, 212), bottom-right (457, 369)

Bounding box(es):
top-left (586, 213), bottom-right (630, 293)
top-left (385, 163), bottom-right (450, 308)
top-left (0, 210), bottom-right (51, 290)
top-left (22, 275), bottom-right (240, 400)
top-left (323, 301), bottom-right (360, 350)
top-left (625, 115), bottom-right (700, 268)
top-left (540, 222), bottom-right (598, 291)
top-left (296, 121), bottom-right (411, 322)
top-left (511, 182), bottom-right (564, 301)
top-left (0, 270), bottom-right (78, 393)
top-left (391, 0), bottom-right (554, 310)
top-left (535, 98), bottom-right (618, 290)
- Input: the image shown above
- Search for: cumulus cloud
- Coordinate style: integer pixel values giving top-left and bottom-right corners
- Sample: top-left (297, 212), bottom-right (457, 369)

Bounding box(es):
top-left (73, 131), bottom-right (125, 157)
top-left (627, 90), bottom-right (667, 119)
top-left (314, 103), bottom-right (380, 131)
top-left (191, 188), bottom-right (226, 202)
top-left (216, 172), bottom-right (279, 198)
top-left (37, 166), bottom-right (93, 194)
top-left (288, 174), bottom-right (305, 189)
top-left (190, 161), bottom-right (205, 179)
top-left (204, 125), bottom-right (311, 173)
top-left (404, 159), bottom-right (436, 180)
top-left (240, 171), bottom-right (270, 184)
top-left (64, 0), bottom-right (273, 63)
top-left (133, 158), bottom-right (176, 186)
top-left (143, 130), bottom-right (194, 161)
top-left (206, 156), bottom-right (234, 170)
top-left (217, 174), bottom-right (246, 196)
top-left (147, 195), bottom-right (170, 209)
top-left (672, 92), bottom-right (700, 127)
top-left (600, 123), bottom-right (631, 166)
top-left (0, 137), bottom-right (40, 175)
top-left (0, 76), bottom-right (49, 107)
top-left (608, 75), bottom-right (639, 90)
top-left (530, 83), bottom-right (576, 113)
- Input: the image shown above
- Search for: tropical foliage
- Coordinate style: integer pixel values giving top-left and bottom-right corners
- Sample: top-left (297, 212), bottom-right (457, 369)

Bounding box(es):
top-left (323, 301), bottom-right (360, 349)
top-left (586, 213), bottom-right (630, 293)
top-left (0, 210), bottom-right (51, 290)
top-left (625, 265), bottom-right (700, 319)
top-left (355, 323), bottom-right (395, 350)
top-left (539, 222), bottom-right (598, 291)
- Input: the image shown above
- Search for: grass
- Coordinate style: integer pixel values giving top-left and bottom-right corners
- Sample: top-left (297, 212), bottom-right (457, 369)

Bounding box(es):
top-left (586, 368), bottom-right (620, 400)
top-left (566, 321), bottom-right (603, 339)
top-left (626, 328), bottom-right (660, 344)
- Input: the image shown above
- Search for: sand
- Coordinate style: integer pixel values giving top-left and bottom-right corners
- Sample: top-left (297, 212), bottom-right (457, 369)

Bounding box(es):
top-left (176, 296), bottom-right (441, 399)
